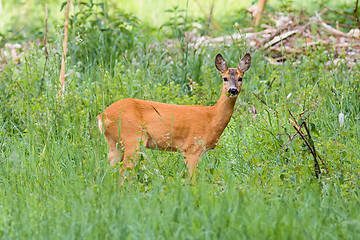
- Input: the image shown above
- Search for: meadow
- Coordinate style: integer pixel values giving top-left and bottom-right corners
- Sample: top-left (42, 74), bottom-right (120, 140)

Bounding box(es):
top-left (0, 0), bottom-right (359, 239)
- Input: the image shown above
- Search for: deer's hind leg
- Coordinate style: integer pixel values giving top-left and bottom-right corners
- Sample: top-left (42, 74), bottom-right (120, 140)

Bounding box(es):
top-left (120, 133), bottom-right (148, 176)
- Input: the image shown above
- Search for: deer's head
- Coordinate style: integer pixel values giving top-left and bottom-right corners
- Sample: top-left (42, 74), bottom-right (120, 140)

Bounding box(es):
top-left (215, 53), bottom-right (251, 98)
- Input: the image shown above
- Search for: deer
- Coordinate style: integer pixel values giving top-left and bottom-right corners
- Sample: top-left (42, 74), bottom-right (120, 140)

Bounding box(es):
top-left (97, 53), bottom-right (251, 181)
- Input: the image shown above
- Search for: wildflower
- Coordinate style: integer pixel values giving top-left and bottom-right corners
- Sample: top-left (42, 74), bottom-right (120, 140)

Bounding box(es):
top-left (339, 112), bottom-right (344, 127)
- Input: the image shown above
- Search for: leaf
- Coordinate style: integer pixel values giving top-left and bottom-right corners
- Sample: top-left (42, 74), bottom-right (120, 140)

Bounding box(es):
top-left (79, 2), bottom-right (91, 8)
top-left (60, 1), bottom-right (68, 12)
top-left (308, 138), bottom-right (314, 148)
top-left (298, 117), bottom-right (305, 127)
top-left (98, 3), bottom-right (105, 13)
top-left (310, 123), bottom-right (320, 135)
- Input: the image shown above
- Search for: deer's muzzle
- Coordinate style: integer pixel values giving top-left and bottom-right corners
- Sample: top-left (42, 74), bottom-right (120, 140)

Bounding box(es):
top-left (228, 88), bottom-right (239, 97)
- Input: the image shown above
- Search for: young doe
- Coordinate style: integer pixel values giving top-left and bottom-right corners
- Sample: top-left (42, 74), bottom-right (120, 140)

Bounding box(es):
top-left (97, 53), bottom-right (251, 180)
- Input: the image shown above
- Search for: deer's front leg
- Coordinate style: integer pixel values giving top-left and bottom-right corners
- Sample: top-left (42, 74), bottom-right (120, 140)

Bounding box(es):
top-left (183, 153), bottom-right (201, 183)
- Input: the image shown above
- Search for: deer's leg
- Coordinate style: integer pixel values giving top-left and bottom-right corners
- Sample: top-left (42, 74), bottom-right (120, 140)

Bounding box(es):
top-left (122, 147), bottom-right (137, 172)
top-left (106, 136), bottom-right (124, 166)
top-left (120, 135), bottom-right (148, 176)
top-left (183, 153), bottom-right (201, 182)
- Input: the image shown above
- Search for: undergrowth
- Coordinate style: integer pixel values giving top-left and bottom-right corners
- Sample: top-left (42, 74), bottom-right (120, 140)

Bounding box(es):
top-left (0, 0), bottom-right (359, 239)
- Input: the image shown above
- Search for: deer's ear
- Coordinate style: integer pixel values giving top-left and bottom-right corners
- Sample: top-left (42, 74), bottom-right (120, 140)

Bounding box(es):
top-left (215, 54), bottom-right (228, 72)
top-left (238, 53), bottom-right (251, 73)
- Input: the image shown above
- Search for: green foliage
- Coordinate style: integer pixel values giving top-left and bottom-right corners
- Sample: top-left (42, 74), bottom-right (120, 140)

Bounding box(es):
top-left (66, 1), bottom-right (140, 69)
top-left (160, 5), bottom-right (193, 39)
top-left (1, 1), bottom-right (360, 239)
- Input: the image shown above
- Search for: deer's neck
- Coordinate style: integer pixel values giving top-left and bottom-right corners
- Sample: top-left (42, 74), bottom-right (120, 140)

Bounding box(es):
top-left (211, 89), bottom-right (237, 133)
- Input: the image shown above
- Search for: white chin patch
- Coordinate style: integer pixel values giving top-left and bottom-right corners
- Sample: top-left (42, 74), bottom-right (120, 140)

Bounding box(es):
top-left (229, 94), bottom-right (237, 98)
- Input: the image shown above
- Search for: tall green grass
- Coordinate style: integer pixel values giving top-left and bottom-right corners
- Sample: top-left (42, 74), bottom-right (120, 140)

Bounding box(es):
top-left (1, 1), bottom-right (360, 239)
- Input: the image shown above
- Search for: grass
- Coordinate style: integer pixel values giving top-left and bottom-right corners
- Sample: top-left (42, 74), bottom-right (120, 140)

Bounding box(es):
top-left (1, 0), bottom-right (360, 239)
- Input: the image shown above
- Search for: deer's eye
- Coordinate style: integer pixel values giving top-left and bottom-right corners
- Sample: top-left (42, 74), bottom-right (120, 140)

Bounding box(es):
top-left (238, 78), bottom-right (243, 82)
top-left (223, 78), bottom-right (228, 82)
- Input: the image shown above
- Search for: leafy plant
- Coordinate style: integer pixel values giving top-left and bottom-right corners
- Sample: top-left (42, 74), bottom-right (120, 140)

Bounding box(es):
top-left (66, 0), bottom-right (140, 69)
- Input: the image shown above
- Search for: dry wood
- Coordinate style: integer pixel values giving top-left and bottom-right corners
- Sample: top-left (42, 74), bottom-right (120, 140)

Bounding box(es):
top-left (324, 21), bottom-right (358, 29)
top-left (59, 0), bottom-right (71, 97)
top-left (315, 11), bottom-right (360, 39)
top-left (334, 43), bottom-right (360, 48)
top-left (264, 30), bottom-right (298, 49)
top-left (257, 22), bottom-right (294, 48)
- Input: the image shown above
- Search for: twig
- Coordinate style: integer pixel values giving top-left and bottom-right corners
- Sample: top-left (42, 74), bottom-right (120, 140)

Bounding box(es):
top-left (267, 77), bottom-right (276, 90)
top-left (40, 4), bottom-right (48, 96)
top-left (355, 0), bottom-right (360, 29)
top-left (300, 8), bottom-right (327, 31)
top-left (59, 0), bottom-right (71, 97)
top-left (208, 1), bottom-right (215, 30)
top-left (252, 92), bottom-right (278, 114)
top-left (324, 21), bottom-right (358, 29)
top-left (303, 122), bottom-right (329, 174)
top-left (319, 3), bottom-right (356, 20)
top-left (289, 111), bottom-right (321, 178)
top-left (194, 0), bottom-right (219, 30)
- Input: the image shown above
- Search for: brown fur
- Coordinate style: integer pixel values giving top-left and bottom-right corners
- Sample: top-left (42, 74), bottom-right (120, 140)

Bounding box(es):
top-left (97, 53), bottom-right (251, 180)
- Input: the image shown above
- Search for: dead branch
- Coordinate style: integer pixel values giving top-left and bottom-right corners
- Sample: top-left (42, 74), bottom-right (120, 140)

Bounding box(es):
top-left (257, 22), bottom-right (294, 48)
top-left (334, 43), bottom-right (360, 48)
top-left (324, 21), bottom-right (358, 29)
top-left (315, 11), bottom-right (360, 39)
top-left (59, 0), bottom-right (71, 97)
top-left (264, 30), bottom-right (298, 49)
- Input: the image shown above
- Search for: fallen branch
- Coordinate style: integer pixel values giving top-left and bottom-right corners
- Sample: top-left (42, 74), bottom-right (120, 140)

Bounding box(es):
top-left (334, 43), bottom-right (360, 48)
top-left (324, 21), bottom-right (358, 29)
top-left (257, 22), bottom-right (294, 48)
top-left (264, 30), bottom-right (298, 49)
top-left (315, 11), bottom-right (360, 39)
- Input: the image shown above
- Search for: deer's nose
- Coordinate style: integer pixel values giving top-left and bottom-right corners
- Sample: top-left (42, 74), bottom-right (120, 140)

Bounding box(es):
top-left (228, 88), bottom-right (239, 96)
